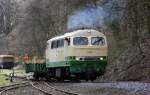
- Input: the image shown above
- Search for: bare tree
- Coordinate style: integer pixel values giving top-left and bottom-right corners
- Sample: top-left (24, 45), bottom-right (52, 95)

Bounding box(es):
top-left (0, 0), bottom-right (16, 35)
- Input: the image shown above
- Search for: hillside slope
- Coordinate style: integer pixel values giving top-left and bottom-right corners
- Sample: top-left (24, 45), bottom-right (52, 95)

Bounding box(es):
top-left (98, 37), bottom-right (150, 82)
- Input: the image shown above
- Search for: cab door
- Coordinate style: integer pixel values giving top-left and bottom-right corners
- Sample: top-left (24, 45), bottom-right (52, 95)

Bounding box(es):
top-left (64, 37), bottom-right (71, 60)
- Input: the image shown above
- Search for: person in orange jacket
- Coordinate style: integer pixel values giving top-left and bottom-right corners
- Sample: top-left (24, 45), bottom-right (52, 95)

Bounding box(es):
top-left (23, 54), bottom-right (29, 64)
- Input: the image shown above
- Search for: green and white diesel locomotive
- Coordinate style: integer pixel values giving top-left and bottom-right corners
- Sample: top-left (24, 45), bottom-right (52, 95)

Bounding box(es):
top-left (25, 29), bottom-right (108, 81)
top-left (45, 29), bottom-right (108, 80)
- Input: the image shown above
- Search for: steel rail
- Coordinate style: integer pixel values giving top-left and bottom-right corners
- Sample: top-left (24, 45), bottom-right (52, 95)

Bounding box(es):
top-left (0, 81), bottom-right (30, 95)
top-left (30, 82), bottom-right (53, 95)
top-left (30, 81), bottom-right (81, 95)
top-left (44, 82), bottom-right (81, 95)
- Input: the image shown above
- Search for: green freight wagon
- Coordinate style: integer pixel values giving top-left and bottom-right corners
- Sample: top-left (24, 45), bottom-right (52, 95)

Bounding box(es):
top-left (24, 59), bottom-right (47, 79)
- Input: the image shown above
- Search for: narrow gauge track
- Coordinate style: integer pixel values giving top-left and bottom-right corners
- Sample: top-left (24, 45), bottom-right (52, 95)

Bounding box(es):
top-left (30, 81), bottom-right (81, 95)
top-left (0, 75), bottom-right (81, 95)
top-left (0, 82), bottom-right (30, 95)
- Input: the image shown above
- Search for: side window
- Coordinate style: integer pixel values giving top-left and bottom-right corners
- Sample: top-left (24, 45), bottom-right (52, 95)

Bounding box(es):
top-left (54, 40), bottom-right (57, 48)
top-left (60, 39), bottom-right (64, 47)
top-left (51, 39), bottom-right (64, 49)
top-left (51, 40), bottom-right (57, 49)
top-left (58, 40), bottom-right (61, 48)
top-left (57, 39), bottom-right (64, 48)
top-left (51, 41), bottom-right (54, 49)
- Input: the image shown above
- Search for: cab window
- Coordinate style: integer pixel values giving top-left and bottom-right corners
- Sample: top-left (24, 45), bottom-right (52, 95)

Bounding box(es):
top-left (91, 37), bottom-right (105, 45)
top-left (73, 37), bottom-right (88, 45)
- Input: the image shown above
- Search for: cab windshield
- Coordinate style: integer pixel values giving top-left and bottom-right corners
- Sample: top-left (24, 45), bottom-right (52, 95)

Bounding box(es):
top-left (91, 37), bottom-right (105, 45)
top-left (73, 37), bottom-right (88, 45)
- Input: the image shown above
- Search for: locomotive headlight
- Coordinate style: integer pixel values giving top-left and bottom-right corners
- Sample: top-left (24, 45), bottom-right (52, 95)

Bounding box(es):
top-left (100, 57), bottom-right (104, 60)
top-left (76, 57), bottom-right (80, 61)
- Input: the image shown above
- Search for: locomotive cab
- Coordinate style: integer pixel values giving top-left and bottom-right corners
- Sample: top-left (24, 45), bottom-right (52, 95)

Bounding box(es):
top-left (63, 31), bottom-right (107, 80)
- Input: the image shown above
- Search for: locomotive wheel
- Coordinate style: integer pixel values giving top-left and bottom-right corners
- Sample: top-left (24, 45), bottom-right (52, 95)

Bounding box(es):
top-left (85, 72), bottom-right (90, 81)
top-left (85, 72), bottom-right (96, 82)
top-left (90, 77), bottom-right (95, 82)
top-left (85, 78), bottom-right (88, 82)
top-left (90, 74), bottom-right (96, 82)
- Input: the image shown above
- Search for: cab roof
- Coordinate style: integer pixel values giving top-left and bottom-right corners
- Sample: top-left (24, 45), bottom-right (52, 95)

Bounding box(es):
top-left (48, 29), bottom-right (105, 42)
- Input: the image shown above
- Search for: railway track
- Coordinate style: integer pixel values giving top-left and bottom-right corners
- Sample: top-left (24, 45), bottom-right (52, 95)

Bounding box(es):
top-left (30, 81), bottom-right (81, 95)
top-left (0, 74), bottom-right (81, 95)
top-left (0, 80), bottom-right (149, 95)
top-left (0, 81), bottom-right (30, 95)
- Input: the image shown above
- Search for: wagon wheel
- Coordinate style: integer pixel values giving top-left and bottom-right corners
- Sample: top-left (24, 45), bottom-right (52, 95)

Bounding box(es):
top-left (45, 74), bottom-right (52, 82)
top-left (33, 72), bottom-right (39, 81)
